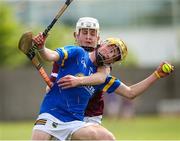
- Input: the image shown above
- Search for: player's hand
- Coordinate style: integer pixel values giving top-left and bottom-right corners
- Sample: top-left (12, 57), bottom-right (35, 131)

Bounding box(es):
top-left (154, 61), bottom-right (174, 78)
top-left (57, 75), bottom-right (82, 89)
top-left (32, 32), bottom-right (46, 51)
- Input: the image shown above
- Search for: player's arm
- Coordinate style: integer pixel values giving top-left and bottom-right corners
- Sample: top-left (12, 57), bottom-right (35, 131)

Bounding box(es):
top-left (115, 73), bottom-right (158, 99)
top-left (58, 66), bottom-right (110, 89)
top-left (79, 66), bottom-right (110, 85)
top-left (39, 47), bottom-right (59, 62)
top-left (33, 32), bottom-right (59, 62)
top-left (114, 62), bottom-right (174, 99)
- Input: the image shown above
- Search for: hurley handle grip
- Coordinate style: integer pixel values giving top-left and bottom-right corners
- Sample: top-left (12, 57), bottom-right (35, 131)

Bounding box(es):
top-left (31, 55), bottom-right (53, 88)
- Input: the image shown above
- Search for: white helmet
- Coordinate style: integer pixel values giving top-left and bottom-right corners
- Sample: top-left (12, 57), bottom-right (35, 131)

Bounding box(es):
top-left (76, 17), bottom-right (100, 35)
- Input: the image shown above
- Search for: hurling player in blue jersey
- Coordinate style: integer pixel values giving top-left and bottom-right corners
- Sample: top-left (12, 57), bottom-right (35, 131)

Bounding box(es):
top-left (32, 34), bottom-right (129, 140)
top-left (44, 17), bottom-right (119, 140)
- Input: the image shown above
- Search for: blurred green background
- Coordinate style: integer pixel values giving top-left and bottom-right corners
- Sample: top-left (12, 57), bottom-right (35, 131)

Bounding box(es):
top-left (1, 116), bottom-right (180, 140)
top-left (0, 0), bottom-right (180, 140)
top-left (1, 0), bottom-right (180, 68)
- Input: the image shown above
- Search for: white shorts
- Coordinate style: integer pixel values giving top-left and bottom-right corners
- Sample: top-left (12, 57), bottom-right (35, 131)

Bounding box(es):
top-left (84, 115), bottom-right (102, 124)
top-left (33, 113), bottom-right (93, 141)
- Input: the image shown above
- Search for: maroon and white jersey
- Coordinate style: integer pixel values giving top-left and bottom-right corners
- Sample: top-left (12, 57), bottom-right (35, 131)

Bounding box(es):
top-left (50, 62), bottom-right (59, 82)
top-left (85, 90), bottom-right (104, 116)
top-left (50, 62), bottom-right (104, 117)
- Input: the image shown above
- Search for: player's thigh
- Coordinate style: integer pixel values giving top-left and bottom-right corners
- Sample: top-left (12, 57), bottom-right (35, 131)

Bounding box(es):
top-left (71, 124), bottom-right (115, 140)
top-left (31, 129), bottom-right (52, 140)
top-left (71, 125), bottom-right (97, 140)
top-left (94, 125), bottom-right (115, 140)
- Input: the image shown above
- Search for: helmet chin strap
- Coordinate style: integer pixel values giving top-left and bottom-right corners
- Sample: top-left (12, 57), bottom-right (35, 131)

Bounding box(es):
top-left (81, 46), bottom-right (94, 52)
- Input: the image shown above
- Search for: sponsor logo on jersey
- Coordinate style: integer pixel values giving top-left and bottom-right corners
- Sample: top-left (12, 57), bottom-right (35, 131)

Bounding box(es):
top-left (83, 85), bottom-right (95, 96)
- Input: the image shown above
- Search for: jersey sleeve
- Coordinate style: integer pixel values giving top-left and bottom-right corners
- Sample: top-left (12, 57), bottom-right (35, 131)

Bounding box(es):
top-left (55, 46), bottom-right (84, 67)
top-left (100, 75), bottom-right (121, 94)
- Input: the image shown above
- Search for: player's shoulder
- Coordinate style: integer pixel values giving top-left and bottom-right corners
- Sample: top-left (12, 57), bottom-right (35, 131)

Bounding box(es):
top-left (64, 45), bottom-right (82, 49)
top-left (64, 45), bottom-right (86, 54)
top-left (56, 45), bottom-right (84, 53)
top-left (106, 75), bottom-right (120, 83)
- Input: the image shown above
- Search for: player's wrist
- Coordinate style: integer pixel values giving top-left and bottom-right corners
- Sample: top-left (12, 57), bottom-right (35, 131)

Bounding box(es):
top-left (153, 71), bottom-right (161, 79)
top-left (78, 77), bottom-right (85, 86)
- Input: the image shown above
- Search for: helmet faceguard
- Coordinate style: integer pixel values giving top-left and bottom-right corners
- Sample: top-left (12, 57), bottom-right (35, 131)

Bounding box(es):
top-left (95, 38), bottom-right (128, 66)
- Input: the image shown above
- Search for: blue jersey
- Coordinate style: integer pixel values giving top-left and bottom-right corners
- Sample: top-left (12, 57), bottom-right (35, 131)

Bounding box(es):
top-left (39, 45), bottom-right (121, 122)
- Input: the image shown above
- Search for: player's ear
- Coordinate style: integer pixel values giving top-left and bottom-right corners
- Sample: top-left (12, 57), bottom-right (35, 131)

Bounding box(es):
top-left (73, 32), bottom-right (77, 38)
top-left (97, 35), bottom-right (100, 42)
top-left (74, 32), bottom-right (78, 45)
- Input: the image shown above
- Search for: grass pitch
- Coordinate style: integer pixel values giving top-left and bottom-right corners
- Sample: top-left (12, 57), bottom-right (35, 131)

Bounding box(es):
top-left (0, 115), bottom-right (180, 140)
top-left (102, 115), bottom-right (180, 140)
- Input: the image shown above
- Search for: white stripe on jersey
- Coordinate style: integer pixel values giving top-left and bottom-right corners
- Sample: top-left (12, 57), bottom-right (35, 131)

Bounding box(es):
top-left (51, 73), bottom-right (58, 78)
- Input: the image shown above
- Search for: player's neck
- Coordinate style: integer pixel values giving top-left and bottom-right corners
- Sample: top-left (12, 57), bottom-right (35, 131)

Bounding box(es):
top-left (89, 52), bottom-right (97, 66)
